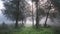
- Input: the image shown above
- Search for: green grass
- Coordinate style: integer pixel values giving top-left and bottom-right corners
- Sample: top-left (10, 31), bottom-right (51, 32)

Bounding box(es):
top-left (1, 26), bottom-right (60, 34)
top-left (2, 27), bottom-right (54, 34)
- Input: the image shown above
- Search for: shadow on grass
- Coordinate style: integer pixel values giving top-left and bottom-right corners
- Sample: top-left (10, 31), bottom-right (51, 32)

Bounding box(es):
top-left (52, 27), bottom-right (60, 34)
top-left (0, 24), bottom-right (25, 34)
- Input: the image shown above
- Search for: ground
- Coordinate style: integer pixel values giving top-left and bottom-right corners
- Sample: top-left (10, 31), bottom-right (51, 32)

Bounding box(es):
top-left (0, 26), bottom-right (56, 34)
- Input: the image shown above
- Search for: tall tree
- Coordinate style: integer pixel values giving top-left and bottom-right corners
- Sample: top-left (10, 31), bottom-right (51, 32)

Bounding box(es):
top-left (2, 0), bottom-right (27, 28)
top-left (44, 4), bottom-right (51, 27)
top-left (32, 0), bottom-right (34, 26)
top-left (32, 0), bottom-right (40, 28)
top-left (43, 0), bottom-right (60, 27)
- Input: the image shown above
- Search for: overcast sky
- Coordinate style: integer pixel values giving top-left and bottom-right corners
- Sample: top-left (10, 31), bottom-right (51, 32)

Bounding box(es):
top-left (0, 0), bottom-right (4, 14)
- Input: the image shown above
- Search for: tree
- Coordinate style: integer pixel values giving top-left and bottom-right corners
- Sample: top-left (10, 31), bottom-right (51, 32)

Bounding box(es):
top-left (43, 0), bottom-right (60, 27)
top-left (31, 0), bottom-right (34, 26)
top-left (29, 0), bottom-right (60, 27)
top-left (44, 3), bottom-right (52, 27)
top-left (51, 0), bottom-right (60, 13)
top-left (50, 0), bottom-right (60, 23)
top-left (2, 0), bottom-right (27, 28)
top-left (32, 0), bottom-right (40, 28)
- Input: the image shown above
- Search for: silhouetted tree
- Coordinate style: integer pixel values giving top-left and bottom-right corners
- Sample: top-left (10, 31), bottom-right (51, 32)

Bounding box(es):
top-left (43, 0), bottom-right (60, 27)
top-left (31, 0), bottom-right (34, 26)
top-left (2, 0), bottom-right (27, 28)
top-left (32, 0), bottom-right (40, 28)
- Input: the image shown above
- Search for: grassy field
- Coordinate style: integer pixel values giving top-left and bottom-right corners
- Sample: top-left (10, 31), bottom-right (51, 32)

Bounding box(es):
top-left (0, 26), bottom-right (55, 34)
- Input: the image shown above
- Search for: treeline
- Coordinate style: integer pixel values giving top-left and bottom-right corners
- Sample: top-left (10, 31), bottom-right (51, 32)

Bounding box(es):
top-left (1, 0), bottom-right (60, 28)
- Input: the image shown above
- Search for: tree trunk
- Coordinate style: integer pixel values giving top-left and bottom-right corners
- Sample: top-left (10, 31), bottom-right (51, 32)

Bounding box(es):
top-left (44, 13), bottom-right (49, 27)
top-left (32, 1), bottom-right (34, 26)
top-left (44, 1), bottom-right (51, 27)
top-left (24, 18), bottom-right (26, 24)
top-left (22, 19), bottom-right (24, 25)
top-left (15, 19), bottom-right (18, 28)
top-left (15, 0), bottom-right (19, 28)
top-left (36, 15), bottom-right (39, 28)
top-left (35, 0), bottom-right (39, 28)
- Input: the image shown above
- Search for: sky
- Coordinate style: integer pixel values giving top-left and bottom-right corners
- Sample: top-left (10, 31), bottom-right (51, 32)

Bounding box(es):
top-left (0, 0), bottom-right (4, 20)
top-left (0, 0), bottom-right (4, 14)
